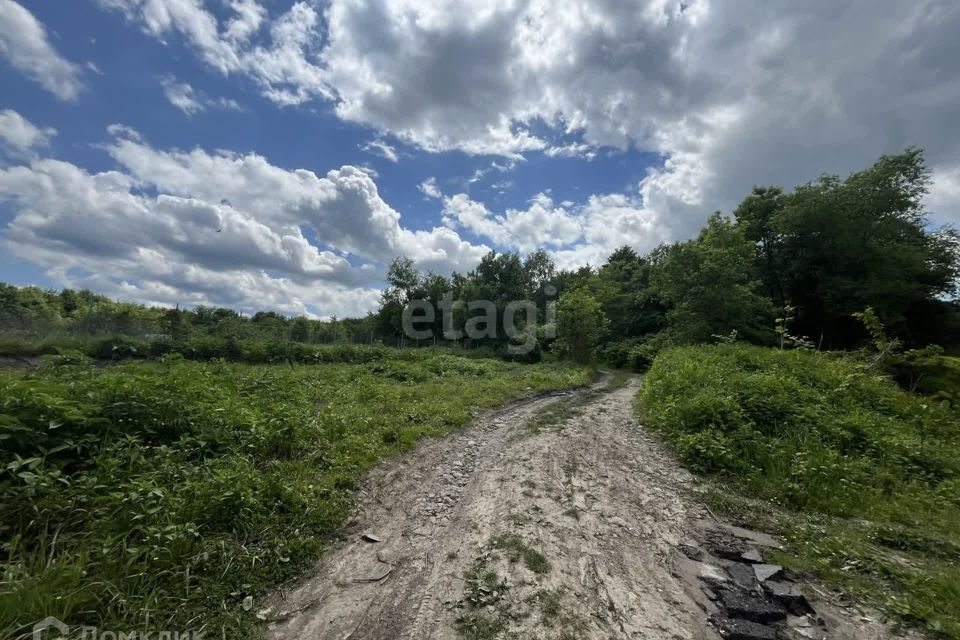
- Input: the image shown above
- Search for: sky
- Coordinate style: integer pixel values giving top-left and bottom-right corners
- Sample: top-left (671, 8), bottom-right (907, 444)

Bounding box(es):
top-left (0, 1), bottom-right (959, 319)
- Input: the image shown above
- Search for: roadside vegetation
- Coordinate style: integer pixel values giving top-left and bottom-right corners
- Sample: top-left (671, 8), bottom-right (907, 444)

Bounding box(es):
top-left (0, 352), bottom-right (589, 638)
top-left (639, 344), bottom-right (960, 637)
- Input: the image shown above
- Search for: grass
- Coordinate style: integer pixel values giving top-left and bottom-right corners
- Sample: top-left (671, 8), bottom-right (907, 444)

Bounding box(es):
top-left (521, 369), bottom-right (628, 437)
top-left (525, 390), bottom-right (601, 436)
top-left (638, 343), bottom-right (960, 638)
top-left (0, 348), bottom-right (590, 639)
top-left (454, 534), bottom-right (560, 640)
top-left (0, 334), bottom-right (508, 366)
top-left (490, 535), bottom-right (551, 575)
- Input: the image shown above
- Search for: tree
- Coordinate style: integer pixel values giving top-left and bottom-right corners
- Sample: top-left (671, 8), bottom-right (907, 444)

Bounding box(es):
top-left (554, 289), bottom-right (609, 363)
top-left (289, 317), bottom-right (311, 342)
top-left (653, 213), bottom-right (774, 344)
top-left (733, 186), bottom-right (787, 307)
top-left (378, 257), bottom-right (423, 338)
top-left (745, 148), bottom-right (960, 347)
top-left (598, 246), bottom-right (667, 340)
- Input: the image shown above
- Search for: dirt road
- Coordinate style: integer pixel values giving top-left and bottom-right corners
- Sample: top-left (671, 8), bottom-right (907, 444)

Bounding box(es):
top-left (264, 377), bottom-right (907, 640)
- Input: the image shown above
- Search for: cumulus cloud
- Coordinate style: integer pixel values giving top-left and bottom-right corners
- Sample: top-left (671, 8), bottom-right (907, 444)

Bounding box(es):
top-left (0, 0), bottom-right (84, 99)
top-left (442, 190), bottom-right (671, 265)
top-left (418, 177), bottom-right (442, 199)
top-left (0, 109), bottom-right (56, 154)
top-left (100, 0), bottom-right (960, 250)
top-left (160, 75), bottom-right (241, 115)
top-left (360, 138), bottom-right (399, 163)
top-left (99, 0), bottom-right (331, 105)
top-left (0, 127), bottom-right (489, 316)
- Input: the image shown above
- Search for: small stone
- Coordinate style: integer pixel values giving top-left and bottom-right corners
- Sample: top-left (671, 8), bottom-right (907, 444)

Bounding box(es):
top-left (361, 533), bottom-right (383, 543)
top-left (242, 596), bottom-right (253, 611)
top-left (740, 547), bottom-right (764, 563)
top-left (753, 564), bottom-right (783, 583)
top-left (719, 590), bottom-right (787, 623)
top-left (710, 615), bottom-right (777, 640)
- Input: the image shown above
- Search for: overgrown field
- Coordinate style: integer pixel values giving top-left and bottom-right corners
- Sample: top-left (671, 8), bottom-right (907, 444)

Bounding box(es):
top-left (638, 344), bottom-right (960, 638)
top-left (0, 349), bottom-right (590, 639)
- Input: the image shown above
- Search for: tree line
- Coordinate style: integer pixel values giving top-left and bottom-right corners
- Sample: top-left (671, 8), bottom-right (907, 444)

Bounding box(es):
top-left (2, 148), bottom-right (957, 364)
top-left (0, 284), bottom-right (378, 345)
top-left (375, 148), bottom-right (959, 364)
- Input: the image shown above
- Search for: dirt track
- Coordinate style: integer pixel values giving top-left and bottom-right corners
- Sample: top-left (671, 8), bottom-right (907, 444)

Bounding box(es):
top-left (264, 377), bottom-right (909, 640)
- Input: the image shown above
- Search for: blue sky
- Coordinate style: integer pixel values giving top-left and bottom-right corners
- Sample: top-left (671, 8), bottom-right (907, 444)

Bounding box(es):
top-left (1, 0), bottom-right (959, 317)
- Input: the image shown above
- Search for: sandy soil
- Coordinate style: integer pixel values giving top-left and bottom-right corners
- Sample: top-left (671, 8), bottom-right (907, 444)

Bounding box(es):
top-left (264, 376), bottom-right (912, 640)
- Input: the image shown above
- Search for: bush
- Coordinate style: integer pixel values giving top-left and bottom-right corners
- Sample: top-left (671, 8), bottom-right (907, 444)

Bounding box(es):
top-left (638, 343), bottom-right (960, 636)
top-left (598, 333), bottom-right (673, 371)
top-left (639, 344), bottom-right (958, 512)
top-left (0, 353), bottom-right (590, 637)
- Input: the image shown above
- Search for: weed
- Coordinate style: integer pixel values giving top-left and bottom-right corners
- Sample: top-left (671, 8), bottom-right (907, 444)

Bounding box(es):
top-left (0, 351), bottom-right (589, 638)
top-left (490, 535), bottom-right (551, 575)
top-left (526, 390), bottom-right (600, 435)
top-left (639, 344), bottom-right (960, 638)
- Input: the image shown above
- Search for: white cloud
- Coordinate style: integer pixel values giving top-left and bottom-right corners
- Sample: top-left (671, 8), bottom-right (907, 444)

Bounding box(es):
top-left (224, 0), bottom-right (265, 43)
top-left (160, 75), bottom-right (241, 115)
top-left (928, 165), bottom-right (960, 227)
top-left (0, 127), bottom-right (489, 316)
top-left (544, 142), bottom-right (597, 161)
top-left (93, 0), bottom-right (960, 264)
top-left (0, 109), bottom-right (56, 154)
top-left (0, 0), bottom-right (84, 99)
top-left (99, 0), bottom-right (331, 105)
top-left (360, 138), bottom-right (399, 163)
top-left (418, 177), bottom-right (442, 199)
top-left (442, 189), bottom-right (671, 263)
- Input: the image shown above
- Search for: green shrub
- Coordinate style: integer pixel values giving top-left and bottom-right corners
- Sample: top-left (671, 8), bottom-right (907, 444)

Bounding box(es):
top-left (0, 353), bottom-right (590, 638)
top-left (638, 343), bottom-right (960, 636)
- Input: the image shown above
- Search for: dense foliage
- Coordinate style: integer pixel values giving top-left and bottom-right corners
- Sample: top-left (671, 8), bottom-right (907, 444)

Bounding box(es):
top-left (639, 344), bottom-right (960, 636)
top-left (370, 148), bottom-right (959, 365)
top-left (0, 351), bottom-right (590, 638)
top-left (0, 283), bottom-right (378, 346)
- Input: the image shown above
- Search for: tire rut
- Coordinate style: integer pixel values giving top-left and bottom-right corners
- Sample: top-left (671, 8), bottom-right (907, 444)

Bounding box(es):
top-left (263, 376), bottom-right (908, 640)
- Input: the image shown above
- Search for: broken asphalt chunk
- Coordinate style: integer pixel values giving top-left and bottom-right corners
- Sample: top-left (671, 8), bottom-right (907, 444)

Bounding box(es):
top-left (740, 547), bottom-right (763, 563)
top-left (753, 563), bottom-right (783, 583)
top-left (719, 590), bottom-right (787, 623)
top-left (763, 580), bottom-right (813, 615)
top-left (710, 615), bottom-right (777, 640)
top-left (727, 562), bottom-right (760, 591)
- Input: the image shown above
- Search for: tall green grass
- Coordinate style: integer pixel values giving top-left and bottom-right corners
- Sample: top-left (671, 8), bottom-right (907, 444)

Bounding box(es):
top-left (0, 351), bottom-right (590, 639)
top-left (0, 335), bottom-right (465, 364)
top-left (638, 344), bottom-right (960, 638)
